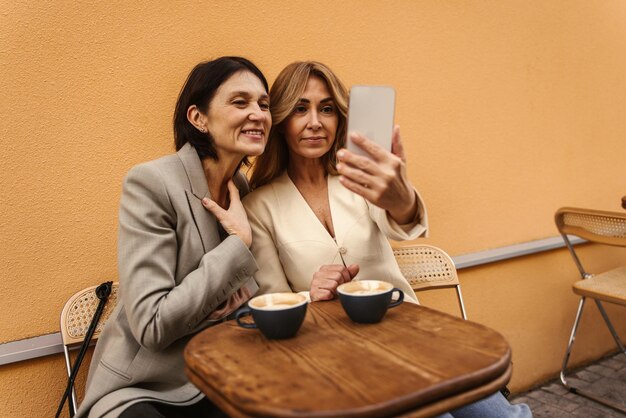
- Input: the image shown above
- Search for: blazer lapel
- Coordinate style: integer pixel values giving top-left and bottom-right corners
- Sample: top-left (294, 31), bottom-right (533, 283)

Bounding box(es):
top-left (178, 143), bottom-right (220, 253)
top-left (281, 173), bottom-right (338, 245)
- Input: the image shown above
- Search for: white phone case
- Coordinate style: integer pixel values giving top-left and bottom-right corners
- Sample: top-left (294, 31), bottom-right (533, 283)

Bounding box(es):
top-left (346, 85), bottom-right (396, 157)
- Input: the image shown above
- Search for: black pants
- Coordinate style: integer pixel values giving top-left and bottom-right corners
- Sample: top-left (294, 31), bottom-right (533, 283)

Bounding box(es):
top-left (118, 397), bottom-right (228, 418)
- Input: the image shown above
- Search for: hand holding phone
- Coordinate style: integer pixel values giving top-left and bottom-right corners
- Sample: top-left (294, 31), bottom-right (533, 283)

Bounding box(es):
top-left (337, 125), bottom-right (419, 225)
top-left (346, 85), bottom-right (395, 157)
top-left (339, 86), bottom-right (419, 225)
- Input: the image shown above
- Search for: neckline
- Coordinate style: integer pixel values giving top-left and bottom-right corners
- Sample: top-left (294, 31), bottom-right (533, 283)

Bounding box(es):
top-left (282, 173), bottom-right (340, 242)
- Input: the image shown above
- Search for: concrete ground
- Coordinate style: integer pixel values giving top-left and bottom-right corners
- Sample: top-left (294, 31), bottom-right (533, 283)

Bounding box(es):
top-left (510, 352), bottom-right (626, 417)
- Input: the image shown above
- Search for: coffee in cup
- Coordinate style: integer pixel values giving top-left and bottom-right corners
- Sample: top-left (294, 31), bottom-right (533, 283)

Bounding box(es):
top-left (337, 280), bottom-right (404, 323)
top-left (235, 293), bottom-right (308, 339)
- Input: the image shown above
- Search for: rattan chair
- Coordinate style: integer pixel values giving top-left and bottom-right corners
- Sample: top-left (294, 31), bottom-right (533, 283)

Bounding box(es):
top-left (60, 282), bottom-right (119, 415)
top-left (393, 244), bottom-right (467, 320)
top-left (555, 207), bottom-right (626, 413)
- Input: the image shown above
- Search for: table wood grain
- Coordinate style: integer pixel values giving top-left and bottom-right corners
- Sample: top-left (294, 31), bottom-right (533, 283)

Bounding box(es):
top-left (185, 300), bottom-right (511, 418)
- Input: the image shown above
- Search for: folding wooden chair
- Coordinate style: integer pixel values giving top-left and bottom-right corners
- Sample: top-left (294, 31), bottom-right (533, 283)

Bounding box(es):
top-left (555, 207), bottom-right (626, 414)
top-left (59, 282), bottom-right (119, 416)
top-left (393, 244), bottom-right (467, 320)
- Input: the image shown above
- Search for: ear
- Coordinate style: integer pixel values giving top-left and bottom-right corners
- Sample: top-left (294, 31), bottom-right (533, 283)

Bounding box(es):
top-left (187, 105), bottom-right (207, 133)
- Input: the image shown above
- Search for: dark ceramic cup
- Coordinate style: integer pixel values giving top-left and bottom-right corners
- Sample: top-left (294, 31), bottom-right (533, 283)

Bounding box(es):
top-left (337, 280), bottom-right (404, 324)
top-left (236, 293), bottom-right (308, 339)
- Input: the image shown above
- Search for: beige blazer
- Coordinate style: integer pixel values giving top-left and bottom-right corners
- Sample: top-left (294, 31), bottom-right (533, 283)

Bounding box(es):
top-left (242, 172), bottom-right (428, 304)
top-left (76, 143), bottom-right (259, 418)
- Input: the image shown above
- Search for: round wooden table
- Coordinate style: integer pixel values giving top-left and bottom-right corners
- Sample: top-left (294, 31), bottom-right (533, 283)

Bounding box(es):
top-left (185, 300), bottom-right (511, 418)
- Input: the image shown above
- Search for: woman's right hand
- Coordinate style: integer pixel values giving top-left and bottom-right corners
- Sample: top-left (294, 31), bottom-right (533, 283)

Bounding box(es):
top-left (202, 180), bottom-right (252, 247)
top-left (336, 127), bottom-right (418, 225)
top-left (310, 264), bottom-right (359, 301)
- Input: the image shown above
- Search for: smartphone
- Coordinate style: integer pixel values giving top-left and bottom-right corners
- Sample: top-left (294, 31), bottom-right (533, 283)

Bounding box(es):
top-left (346, 85), bottom-right (396, 157)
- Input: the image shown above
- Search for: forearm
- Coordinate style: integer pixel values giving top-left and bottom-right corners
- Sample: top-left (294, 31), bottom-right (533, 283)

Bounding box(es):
top-left (121, 234), bottom-right (257, 351)
top-left (372, 187), bottom-right (429, 240)
top-left (387, 188), bottom-right (419, 225)
top-left (118, 165), bottom-right (258, 351)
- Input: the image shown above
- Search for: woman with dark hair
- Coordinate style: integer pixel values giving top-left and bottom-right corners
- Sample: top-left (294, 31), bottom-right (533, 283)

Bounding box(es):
top-left (76, 56), bottom-right (271, 418)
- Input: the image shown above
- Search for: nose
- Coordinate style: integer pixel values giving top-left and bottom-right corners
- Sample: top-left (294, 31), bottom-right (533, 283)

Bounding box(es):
top-left (248, 103), bottom-right (268, 122)
top-left (307, 110), bottom-right (322, 130)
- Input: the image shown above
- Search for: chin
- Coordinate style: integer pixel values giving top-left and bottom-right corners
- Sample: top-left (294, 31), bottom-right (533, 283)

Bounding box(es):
top-left (245, 144), bottom-right (266, 157)
top-left (304, 150), bottom-right (330, 160)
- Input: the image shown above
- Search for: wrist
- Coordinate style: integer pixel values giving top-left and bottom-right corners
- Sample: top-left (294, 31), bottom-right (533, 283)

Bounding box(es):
top-left (389, 189), bottom-right (418, 225)
top-left (233, 232), bottom-right (252, 248)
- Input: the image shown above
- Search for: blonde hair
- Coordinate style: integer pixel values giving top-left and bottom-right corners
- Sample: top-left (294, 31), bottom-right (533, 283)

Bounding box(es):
top-left (249, 61), bottom-right (348, 189)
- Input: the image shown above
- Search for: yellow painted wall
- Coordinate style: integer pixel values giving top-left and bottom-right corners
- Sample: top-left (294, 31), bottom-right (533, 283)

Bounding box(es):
top-left (2, 1), bottom-right (626, 416)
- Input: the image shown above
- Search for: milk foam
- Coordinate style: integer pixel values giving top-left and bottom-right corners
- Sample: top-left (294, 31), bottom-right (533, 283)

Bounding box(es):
top-left (256, 303), bottom-right (298, 310)
top-left (348, 289), bottom-right (386, 295)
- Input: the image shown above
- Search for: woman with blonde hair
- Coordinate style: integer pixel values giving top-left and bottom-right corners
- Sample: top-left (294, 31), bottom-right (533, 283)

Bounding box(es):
top-left (245, 60), bottom-right (426, 303)
top-left (243, 61), bottom-right (531, 418)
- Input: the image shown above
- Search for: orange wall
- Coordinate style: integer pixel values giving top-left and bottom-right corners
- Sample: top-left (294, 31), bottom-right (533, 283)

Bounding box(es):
top-left (2, 1), bottom-right (626, 416)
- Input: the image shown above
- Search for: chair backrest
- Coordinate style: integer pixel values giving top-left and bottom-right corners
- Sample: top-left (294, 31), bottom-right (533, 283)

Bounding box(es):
top-left (393, 244), bottom-right (467, 319)
top-left (59, 283), bottom-right (119, 415)
top-left (555, 207), bottom-right (626, 279)
top-left (555, 207), bottom-right (626, 248)
top-left (60, 282), bottom-right (119, 347)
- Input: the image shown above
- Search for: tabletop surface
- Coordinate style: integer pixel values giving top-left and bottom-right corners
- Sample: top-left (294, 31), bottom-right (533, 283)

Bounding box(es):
top-left (185, 300), bottom-right (511, 418)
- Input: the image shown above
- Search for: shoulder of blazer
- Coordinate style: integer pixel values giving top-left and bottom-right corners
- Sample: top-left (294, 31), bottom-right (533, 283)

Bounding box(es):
top-left (243, 171), bottom-right (290, 206)
top-left (125, 153), bottom-right (189, 194)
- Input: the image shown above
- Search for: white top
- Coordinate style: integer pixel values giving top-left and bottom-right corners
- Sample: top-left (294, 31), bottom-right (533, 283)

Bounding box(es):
top-left (243, 172), bottom-right (428, 304)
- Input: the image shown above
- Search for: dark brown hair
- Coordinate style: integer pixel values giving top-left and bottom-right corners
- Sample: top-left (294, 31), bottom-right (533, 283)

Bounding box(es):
top-left (173, 57), bottom-right (269, 162)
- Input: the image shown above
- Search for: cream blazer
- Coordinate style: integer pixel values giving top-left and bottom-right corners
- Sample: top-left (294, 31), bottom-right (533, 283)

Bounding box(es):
top-left (76, 143), bottom-right (259, 418)
top-left (243, 172), bottom-right (428, 303)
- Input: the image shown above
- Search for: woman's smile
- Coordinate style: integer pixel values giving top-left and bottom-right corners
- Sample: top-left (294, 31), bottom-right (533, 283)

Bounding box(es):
top-left (240, 128), bottom-right (266, 141)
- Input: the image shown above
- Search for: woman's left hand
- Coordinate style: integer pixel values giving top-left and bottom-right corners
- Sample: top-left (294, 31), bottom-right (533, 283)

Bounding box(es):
top-left (336, 125), bottom-right (418, 224)
top-left (202, 180), bottom-right (252, 247)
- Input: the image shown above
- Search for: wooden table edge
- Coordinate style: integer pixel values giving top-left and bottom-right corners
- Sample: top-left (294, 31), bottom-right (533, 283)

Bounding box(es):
top-left (395, 362), bottom-right (513, 418)
top-left (186, 365), bottom-right (254, 418)
top-left (186, 361), bottom-right (512, 418)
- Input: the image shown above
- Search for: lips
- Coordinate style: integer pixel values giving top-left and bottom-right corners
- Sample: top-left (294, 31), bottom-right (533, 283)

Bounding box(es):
top-left (301, 136), bottom-right (325, 141)
top-left (241, 128), bottom-right (266, 142)
top-left (241, 129), bottom-right (264, 136)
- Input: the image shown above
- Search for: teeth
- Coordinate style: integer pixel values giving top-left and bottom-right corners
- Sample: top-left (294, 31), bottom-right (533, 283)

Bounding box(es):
top-left (243, 130), bottom-right (263, 135)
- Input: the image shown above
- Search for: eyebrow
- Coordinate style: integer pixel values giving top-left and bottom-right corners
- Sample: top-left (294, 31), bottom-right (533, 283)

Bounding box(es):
top-left (230, 91), bottom-right (269, 100)
top-left (297, 97), bottom-right (334, 104)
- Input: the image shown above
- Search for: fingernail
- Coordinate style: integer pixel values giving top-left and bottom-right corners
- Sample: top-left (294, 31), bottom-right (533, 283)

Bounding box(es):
top-left (202, 198), bottom-right (210, 205)
top-left (337, 150), bottom-right (344, 159)
top-left (336, 163), bottom-right (343, 171)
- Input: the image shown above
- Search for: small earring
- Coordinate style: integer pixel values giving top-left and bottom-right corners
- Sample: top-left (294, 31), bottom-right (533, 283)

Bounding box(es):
top-left (200, 127), bottom-right (206, 133)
